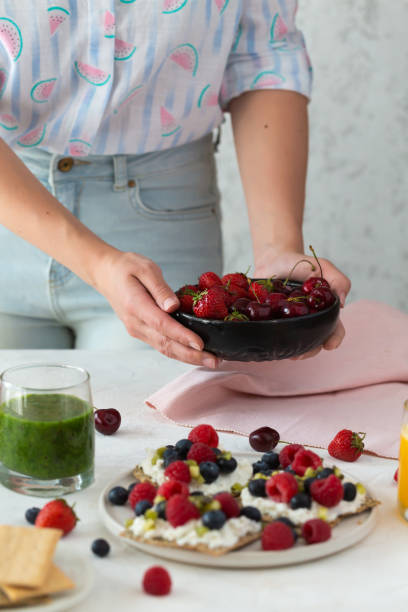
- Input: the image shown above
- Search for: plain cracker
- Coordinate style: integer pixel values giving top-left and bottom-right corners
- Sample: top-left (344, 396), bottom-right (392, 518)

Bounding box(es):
top-left (1, 563), bottom-right (74, 603)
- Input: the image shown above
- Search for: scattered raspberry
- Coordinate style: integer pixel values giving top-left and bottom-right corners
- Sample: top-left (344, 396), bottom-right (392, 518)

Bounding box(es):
top-left (165, 493), bottom-right (200, 527)
top-left (310, 474), bottom-right (344, 507)
top-left (328, 429), bottom-right (366, 462)
top-left (142, 566), bottom-right (172, 596)
top-left (35, 499), bottom-right (77, 536)
top-left (157, 480), bottom-right (189, 500)
top-left (262, 521), bottom-right (295, 551)
top-left (176, 285), bottom-right (198, 314)
top-left (278, 444), bottom-right (304, 468)
top-left (164, 460), bottom-right (191, 484)
top-left (221, 273), bottom-right (249, 291)
top-left (187, 442), bottom-right (217, 465)
top-left (265, 472), bottom-right (298, 503)
top-left (213, 492), bottom-right (240, 518)
top-left (188, 424), bottom-right (219, 448)
top-left (128, 482), bottom-right (157, 509)
top-left (291, 449), bottom-right (322, 476)
top-left (198, 271), bottom-right (222, 290)
top-left (394, 468), bottom-right (399, 483)
top-left (302, 519), bottom-right (331, 544)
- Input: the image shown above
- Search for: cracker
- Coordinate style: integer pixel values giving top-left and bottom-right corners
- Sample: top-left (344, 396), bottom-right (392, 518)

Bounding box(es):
top-left (0, 590), bottom-right (50, 608)
top-left (0, 526), bottom-right (62, 588)
top-left (121, 528), bottom-right (261, 557)
top-left (2, 563), bottom-right (74, 603)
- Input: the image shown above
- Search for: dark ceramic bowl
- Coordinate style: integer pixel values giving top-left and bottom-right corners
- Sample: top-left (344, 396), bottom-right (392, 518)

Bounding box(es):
top-left (172, 281), bottom-right (340, 362)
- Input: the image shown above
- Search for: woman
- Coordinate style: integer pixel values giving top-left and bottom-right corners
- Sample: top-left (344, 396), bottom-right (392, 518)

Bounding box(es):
top-left (0, 1), bottom-right (349, 365)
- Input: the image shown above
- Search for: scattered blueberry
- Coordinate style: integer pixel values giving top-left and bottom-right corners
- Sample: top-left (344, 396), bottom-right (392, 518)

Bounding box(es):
top-left (248, 479), bottom-right (267, 497)
top-left (25, 507), bottom-right (41, 525)
top-left (91, 538), bottom-right (110, 557)
top-left (343, 482), bottom-right (357, 501)
top-left (316, 468), bottom-right (335, 480)
top-left (135, 500), bottom-right (153, 516)
top-left (199, 461), bottom-right (220, 483)
top-left (108, 486), bottom-right (128, 505)
top-left (252, 460), bottom-right (270, 475)
top-left (154, 500), bottom-right (167, 519)
top-left (289, 493), bottom-right (312, 510)
top-left (202, 510), bottom-right (227, 530)
top-left (217, 457), bottom-right (237, 474)
top-left (240, 506), bottom-right (262, 522)
top-left (175, 438), bottom-right (193, 458)
top-left (162, 449), bottom-right (180, 467)
top-left (261, 452), bottom-right (280, 470)
top-left (127, 482), bottom-right (137, 493)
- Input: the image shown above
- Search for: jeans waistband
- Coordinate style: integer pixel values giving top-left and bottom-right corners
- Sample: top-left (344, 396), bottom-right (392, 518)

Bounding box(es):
top-left (17, 133), bottom-right (216, 192)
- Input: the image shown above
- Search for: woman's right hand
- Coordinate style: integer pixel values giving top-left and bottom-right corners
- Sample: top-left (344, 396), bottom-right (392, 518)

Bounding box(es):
top-left (94, 249), bottom-right (219, 368)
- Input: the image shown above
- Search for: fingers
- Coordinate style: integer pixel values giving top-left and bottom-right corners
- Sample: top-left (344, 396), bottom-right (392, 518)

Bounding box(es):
top-left (323, 319), bottom-right (345, 350)
top-left (134, 257), bottom-right (180, 312)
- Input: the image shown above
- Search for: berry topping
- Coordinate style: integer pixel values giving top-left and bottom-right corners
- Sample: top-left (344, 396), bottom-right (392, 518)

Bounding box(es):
top-left (187, 442), bottom-right (217, 465)
top-left (342, 482), bottom-right (357, 502)
top-left (91, 538), bottom-right (110, 557)
top-left (155, 500), bottom-right (167, 519)
top-left (142, 566), bottom-right (172, 596)
top-left (128, 482), bottom-right (157, 509)
top-left (188, 424), bottom-right (219, 448)
top-left (262, 521), bottom-right (295, 551)
top-left (328, 430), bottom-right (366, 462)
top-left (310, 475), bottom-right (344, 507)
top-left (316, 467), bottom-right (335, 480)
top-left (108, 485), bottom-right (129, 506)
top-left (278, 443), bottom-right (304, 468)
top-left (164, 460), bottom-right (191, 484)
top-left (135, 500), bottom-right (153, 516)
top-left (35, 499), bottom-right (77, 536)
top-left (165, 494), bottom-right (200, 527)
top-left (261, 452), bottom-right (280, 470)
top-left (213, 492), bottom-right (240, 518)
top-left (303, 476), bottom-right (317, 494)
top-left (94, 408), bottom-right (121, 435)
top-left (201, 509), bottom-right (227, 530)
top-left (157, 480), bottom-right (189, 500)
top-left (248, 479), bottom-right (267, 497)
top-left (199, 461), bottom-right (220, 483)
top-left (289, 493), bottom-right (312, 510)
top-left (162, 448), bottom-right (180, 467)
top-left (217, 456), bottom-right (237, 474)
top-left (265, 473), bottom-right (298, 503)
top-left (291, 449), bottom-right (323, 476)
top-left (301, 518), bottom-right (332, 544)
top-left (25, 507), bottom-right (41, 525)
top-left (174, 438), bottom-right (193, 458)
top-left (240, 506), bottom-right (262, 522)
top-left (252, 460), bottom-right (271, 475)
top-left (249, 427), bottom-right (280, 452)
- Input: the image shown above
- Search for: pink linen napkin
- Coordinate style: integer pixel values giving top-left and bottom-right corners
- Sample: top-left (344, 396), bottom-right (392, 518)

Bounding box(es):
top-left (146, 301), bottom-right (408, 459)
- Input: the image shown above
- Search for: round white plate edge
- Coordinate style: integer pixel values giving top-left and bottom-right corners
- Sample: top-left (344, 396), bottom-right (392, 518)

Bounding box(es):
top-left (2, 551), bottom-right (94, 612)
top-left (98, 468), bottom-right (378, 569)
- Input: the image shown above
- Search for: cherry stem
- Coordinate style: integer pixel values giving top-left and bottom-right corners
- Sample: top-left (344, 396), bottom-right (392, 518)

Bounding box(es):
top-left (309, 245), bottom-right (323, 279)
top-left (283, 260), bottom-right (316, 286)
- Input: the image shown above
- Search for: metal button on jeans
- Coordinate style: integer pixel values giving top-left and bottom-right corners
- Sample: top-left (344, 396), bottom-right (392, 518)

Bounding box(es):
top-left (57, 157), bottom-right (74, 172)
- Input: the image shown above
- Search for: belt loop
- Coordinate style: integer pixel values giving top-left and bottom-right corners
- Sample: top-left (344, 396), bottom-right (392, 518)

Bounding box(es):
top-left (48, 154), bottom-right (59, 197)
top-left (112, 155), bottom-right (128, 191)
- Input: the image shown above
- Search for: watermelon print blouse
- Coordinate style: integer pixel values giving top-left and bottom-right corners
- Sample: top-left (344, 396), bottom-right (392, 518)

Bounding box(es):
top-left (0, 0), bottom-right (312, 156)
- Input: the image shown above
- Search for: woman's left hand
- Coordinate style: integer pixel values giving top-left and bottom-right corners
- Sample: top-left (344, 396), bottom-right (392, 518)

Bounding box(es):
top-left (254, 249), bottom-right (351, 360)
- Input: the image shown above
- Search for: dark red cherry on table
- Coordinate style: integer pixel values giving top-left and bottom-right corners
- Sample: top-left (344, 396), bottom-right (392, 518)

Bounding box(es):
top-left (94, 408), bottom-right (121, 435)
top-left (280, 300), bottom-right (310, 318)
top-left (249, 426), bottom-right (280, 452)
top-left (302, 277), bottom-right (331, 294)
top-left (247, 301), bottom-right (272, 321)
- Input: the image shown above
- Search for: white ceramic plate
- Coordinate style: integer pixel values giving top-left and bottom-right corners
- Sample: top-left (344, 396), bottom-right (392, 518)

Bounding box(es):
top-left (98, 467), bottom-right (378, 569)
top-left (2, 550), bottom-right (94, 611)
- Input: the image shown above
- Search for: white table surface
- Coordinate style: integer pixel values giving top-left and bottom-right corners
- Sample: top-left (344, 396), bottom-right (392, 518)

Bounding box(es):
top-left (0, 349), bottom-right (406, 612)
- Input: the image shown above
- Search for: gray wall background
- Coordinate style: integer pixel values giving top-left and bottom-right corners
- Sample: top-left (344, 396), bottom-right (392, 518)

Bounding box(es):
top-left (217, 0), bottom-right (408, 311)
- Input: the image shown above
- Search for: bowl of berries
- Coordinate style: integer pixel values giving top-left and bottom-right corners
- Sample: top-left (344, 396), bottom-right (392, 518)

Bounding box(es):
top-left (173, 248), bottom-right (340, 362)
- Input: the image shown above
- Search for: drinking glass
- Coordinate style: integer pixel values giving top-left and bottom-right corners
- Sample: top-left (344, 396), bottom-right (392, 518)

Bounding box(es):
top-left (0, 363), bottom-right (94, 497)
top-left (398, 399), bottom-right (408, 521)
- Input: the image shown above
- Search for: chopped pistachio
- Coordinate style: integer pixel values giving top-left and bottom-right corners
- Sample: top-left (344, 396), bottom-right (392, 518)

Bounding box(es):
top-left (231, 483), bottom-right (243, 495)
top-left (143, 518), bottom-right (156, 531)
top-left (189, 465), bottom-right (200, 479)
top-left (317, 507), bottom-right (328, 521)
top-left (156, 446), bottom-right (167, 458)
top-left (195, 526), bottom-right (209, 537)
top-left (356, 482), bottom-right (366, 495)
top-left (222, 452), bottom-right (232, 461)
top-left (153, 495), bottom-right (166, 504)
top-left (124, 518), bottom-right (134, 529)
top-left (185, 459), bottom-right (197, 467)
top-left (304, 467), bottom-right (316, 479)
top-left (145, 509), bottom-right (158, 520)
top-left (254, 473), bottom-right (269, 480)
top-left (203, 500), bottom-right (221, 513)
top-left (334, 466), bottom-right (344, 479)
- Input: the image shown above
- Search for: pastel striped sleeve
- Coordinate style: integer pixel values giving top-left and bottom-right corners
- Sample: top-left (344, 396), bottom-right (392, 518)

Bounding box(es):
top-left (220, 0), bottom-right (312, 109)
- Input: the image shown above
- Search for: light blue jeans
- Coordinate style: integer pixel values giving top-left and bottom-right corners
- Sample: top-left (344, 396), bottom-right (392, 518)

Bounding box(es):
top-left (0, 134), bottom-right (223, 349)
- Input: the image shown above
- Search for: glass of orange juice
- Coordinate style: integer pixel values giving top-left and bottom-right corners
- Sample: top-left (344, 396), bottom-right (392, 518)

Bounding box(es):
top-left (398, 399), bottom-right (408, 521)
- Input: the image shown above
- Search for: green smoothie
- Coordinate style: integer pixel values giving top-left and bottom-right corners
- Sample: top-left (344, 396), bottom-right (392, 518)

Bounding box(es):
top-left (0, 393), bottom-right (94, 480)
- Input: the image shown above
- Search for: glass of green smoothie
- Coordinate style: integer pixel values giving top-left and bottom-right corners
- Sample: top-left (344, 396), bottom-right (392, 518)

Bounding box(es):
top-left (0, 363), bottom-right (94, 497)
